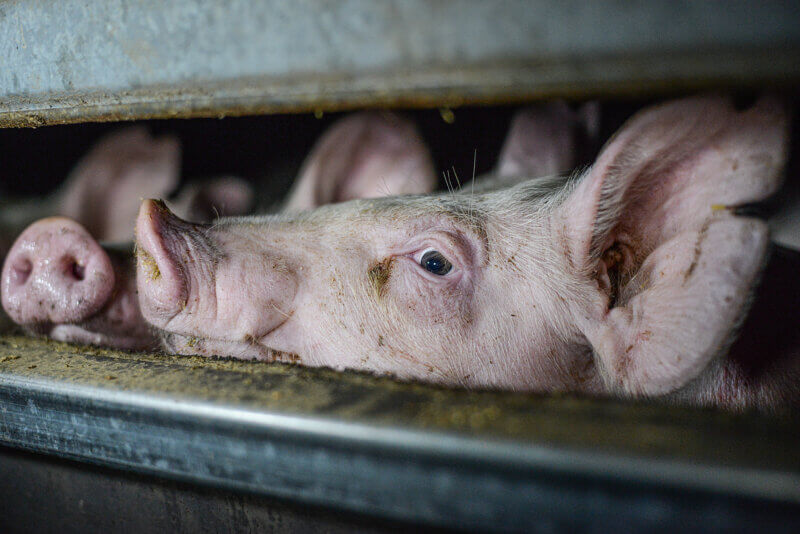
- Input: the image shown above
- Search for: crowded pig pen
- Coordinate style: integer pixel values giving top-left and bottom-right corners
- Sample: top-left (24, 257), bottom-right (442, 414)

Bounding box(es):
top-left (1, 1), bottom-right (799, 532)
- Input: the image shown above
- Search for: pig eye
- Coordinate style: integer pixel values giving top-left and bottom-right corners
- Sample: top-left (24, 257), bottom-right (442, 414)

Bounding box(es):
top-left (420, 250), bottom-right (452, 276)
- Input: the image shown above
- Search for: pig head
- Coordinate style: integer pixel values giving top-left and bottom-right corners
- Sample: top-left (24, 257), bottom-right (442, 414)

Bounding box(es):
top-left (2, 112), bottom-right (439, 348)
top-left (135, 95), bottom-right (791, 409)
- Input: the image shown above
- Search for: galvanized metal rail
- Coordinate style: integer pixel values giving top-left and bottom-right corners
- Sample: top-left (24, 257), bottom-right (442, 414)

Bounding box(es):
top-left (1, 0), bottom-right (799, 127)
top-left (0, 336), bottom-right (798, 531)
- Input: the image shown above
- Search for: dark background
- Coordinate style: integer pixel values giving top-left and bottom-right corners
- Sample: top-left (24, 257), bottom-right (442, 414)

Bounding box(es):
top-left (0, 101), bottom-right (643, 204)
top-left (0, 95), bottom-right (795, 212)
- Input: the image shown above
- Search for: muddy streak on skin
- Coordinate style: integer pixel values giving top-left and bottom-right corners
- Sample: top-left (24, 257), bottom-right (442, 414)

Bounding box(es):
top-left (368, 258), bottom-right (394, 298)
top-left (684, 217), bottom-right (712, 284)
top-left (137, 201), bottom-right (168, 281)
top-left (271, 350), bottom-right (302, 364)
top-left (137, 248), bottom-right (161, 281)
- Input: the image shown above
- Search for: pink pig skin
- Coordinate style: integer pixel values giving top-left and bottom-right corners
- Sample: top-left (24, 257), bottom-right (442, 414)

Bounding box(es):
top-left (135, 95), bottom-right (796, 411)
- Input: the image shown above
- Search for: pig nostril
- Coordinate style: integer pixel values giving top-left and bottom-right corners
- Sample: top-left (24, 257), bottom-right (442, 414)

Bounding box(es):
top-left (11, 258), bottom-right (33, 286)
top-left (63, 257), bottom-right (86, 281)
top-left (72, 262), bottom-right (86, 281)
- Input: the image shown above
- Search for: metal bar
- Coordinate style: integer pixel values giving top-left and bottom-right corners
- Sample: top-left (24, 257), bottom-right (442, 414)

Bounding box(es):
top-left (0, 335), bottom-right (798, 531)
top-left (1, 0), bottom-right (799, 126)
top-left (0, 446), bottom-right (423, 533)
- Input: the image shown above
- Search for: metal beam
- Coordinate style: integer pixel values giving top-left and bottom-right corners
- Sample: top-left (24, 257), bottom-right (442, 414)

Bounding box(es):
top-left (0, 335), bottom-right (798, 530)
top-left (1, 0), bottom-right (799, 126)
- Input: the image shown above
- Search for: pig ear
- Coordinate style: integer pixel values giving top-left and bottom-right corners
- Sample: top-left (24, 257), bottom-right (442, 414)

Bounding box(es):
top-left (558, 95), bottom-right (789, 396)
top-left (168, 176), bottom-right (255, 222)
top-left (57, 126), bottom-right (181, 242)
top-left (496, 101), bottom-right (600, 177)
top-left (284, 112), bottom-right (436, 211)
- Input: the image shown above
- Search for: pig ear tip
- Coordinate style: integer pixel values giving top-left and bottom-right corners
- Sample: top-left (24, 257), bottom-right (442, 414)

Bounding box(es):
top-left (141, 198), bottom-right (170, 214)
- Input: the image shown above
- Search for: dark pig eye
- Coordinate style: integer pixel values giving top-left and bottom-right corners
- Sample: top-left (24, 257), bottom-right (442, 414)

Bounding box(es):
top-left (420, 250), bottom-right (452, 275)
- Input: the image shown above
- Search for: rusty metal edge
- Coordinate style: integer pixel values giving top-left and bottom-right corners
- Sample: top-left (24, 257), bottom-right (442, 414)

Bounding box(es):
top-left (2, 50), bottom-right (799, 128)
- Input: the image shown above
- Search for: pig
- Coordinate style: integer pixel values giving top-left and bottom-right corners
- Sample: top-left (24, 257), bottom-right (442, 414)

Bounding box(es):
top-left (0, 177), bottom-right (251, 349)
top-left (2, 105), bottom-right (593, 351)
top-left (496, 100), bottom-right (599, 178)
top-left (0, 126), bottom-right (181, 258)
top-left (0, 112), bottom-right (439, 348)
top-left (0, 126), bottom-right (181, 331)
top-left (0, 126), bottom-right (254, 256)
top-left (133, 95), bottom-right (798, 411)
top-left (0, 127), bottom-right (253, 346)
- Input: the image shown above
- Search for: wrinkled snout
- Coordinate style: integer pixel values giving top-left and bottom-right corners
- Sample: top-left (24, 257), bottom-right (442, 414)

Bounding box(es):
top-left (1, 217), bottom-right (115, 325)
top-left (135, 200), bottom-right (194, 327)
top-left (136, 199), bottom-right (299, 345)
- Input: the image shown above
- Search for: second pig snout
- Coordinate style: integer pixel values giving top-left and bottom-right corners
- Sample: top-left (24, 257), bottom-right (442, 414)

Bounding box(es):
top-left (1, 217), bottom-right (115, 325)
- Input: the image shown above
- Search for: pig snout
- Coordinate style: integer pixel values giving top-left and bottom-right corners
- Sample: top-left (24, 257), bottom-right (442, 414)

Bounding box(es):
top-left (134, 200), bottom-right (192, 324)
top-left (1, 217), bottom-right (115, 325)
top-left (135, 199), bottom-right (297, 343)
